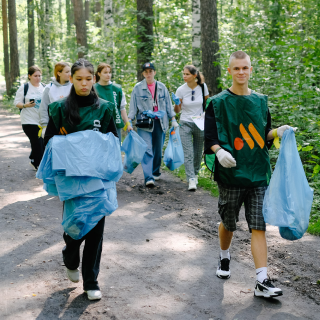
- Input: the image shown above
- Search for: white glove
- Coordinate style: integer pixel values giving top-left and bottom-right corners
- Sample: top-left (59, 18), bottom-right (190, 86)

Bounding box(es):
top-left (172, 119), bottom-right (179, 129)
top-left (41, 127), bottom-right (46, 139)
top-left (216, 149), bottom-right (236, 168)
top-left (277, 125), bottom-right (297, 138)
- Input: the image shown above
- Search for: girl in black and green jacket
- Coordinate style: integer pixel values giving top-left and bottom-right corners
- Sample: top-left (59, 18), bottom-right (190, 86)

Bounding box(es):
top-left (44, 59), bottom-right (117, 301)
top-left (94, 63), bottom-right (133, 144)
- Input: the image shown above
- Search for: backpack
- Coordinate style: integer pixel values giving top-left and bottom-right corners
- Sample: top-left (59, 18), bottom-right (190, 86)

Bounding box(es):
top-left (23, 82), bottom-right (45, 103)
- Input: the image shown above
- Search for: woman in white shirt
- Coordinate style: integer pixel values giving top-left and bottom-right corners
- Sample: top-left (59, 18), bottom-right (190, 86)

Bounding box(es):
top-left (174, 65), bottom-right (209, 191)
top-left (14, 66), bottom-right (45, 170)
top-left (39, 62), bottom-right (72, 137)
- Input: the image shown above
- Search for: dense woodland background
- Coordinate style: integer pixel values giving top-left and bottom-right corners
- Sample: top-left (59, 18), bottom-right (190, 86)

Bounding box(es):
top-left (0, 0), bottom-right (320, 233)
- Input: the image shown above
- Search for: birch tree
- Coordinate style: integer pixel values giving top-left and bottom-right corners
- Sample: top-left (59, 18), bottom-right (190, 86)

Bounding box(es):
top-left (192, 0), bottom-right (201, 69)
top-left (103, 0), bottom-right (114, 66)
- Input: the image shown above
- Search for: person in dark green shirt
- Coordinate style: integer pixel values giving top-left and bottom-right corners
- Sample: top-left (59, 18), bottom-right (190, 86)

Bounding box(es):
top-left (94, 63), bottom-right (133, 144)
top-left (204, 51), bottom-right (296, 299)
top-left (44, 59), bottom-right (118, 301)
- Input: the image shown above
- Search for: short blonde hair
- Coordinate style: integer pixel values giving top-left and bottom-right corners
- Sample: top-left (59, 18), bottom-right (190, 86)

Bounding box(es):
top-left (229, 51), bottom-right (251, 66)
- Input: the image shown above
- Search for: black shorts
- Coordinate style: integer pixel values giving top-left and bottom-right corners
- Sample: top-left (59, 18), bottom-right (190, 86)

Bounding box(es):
top-left (217, 182), bottom-right (267, 232)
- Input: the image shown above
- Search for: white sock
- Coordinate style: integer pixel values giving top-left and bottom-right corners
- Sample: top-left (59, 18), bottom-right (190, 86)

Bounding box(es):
top-left (220, 249), bottom-right (230, 260)
top-left (256, 267), bottom-right (268, 283)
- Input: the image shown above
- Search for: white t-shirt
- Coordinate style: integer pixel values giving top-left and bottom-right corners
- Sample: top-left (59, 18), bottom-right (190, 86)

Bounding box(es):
top-left (14, 82), bottom-right (45, 125)
top-left (175, 83), bottom-right (209, 123)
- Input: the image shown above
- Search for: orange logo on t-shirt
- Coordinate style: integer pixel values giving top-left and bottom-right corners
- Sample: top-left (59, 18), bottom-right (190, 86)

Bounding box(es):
top-left (235, 123), bottom-right (264, 150)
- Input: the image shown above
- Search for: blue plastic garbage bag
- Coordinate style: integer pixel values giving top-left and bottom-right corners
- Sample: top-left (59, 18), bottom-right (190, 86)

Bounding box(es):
top-left (35, 130), bottom-right (123, 240)
top-left (54, 175), bottom-right (105, 201)
top-left (163, 127), bottom-right (184, 171)
top-left (36, 138), bottom-right (55, 184)
top-left (64, 131), bottom-right (122, 181)
top-left (263, 128), bottom-right (313, 240)
top-left (142, 110), bottom-right (165, 119)
top-left (121, 130), bottom-right (148, 174)
top-left (43, 183), bottom-right (59, 196)
top-left (62, 183), bottom-right (117, 240)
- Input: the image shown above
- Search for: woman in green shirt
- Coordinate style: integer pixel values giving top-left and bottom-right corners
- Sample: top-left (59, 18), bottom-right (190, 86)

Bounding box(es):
top-left (94, 63), bottom-right (133, 143)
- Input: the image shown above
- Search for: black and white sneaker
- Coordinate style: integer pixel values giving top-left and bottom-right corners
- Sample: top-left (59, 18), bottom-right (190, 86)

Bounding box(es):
top-left (30, 162), bottom-right (38, 171)
top-left (254, 278), bottom-right (283, 298)
top-left (216, 256), bottom-right (231, 279)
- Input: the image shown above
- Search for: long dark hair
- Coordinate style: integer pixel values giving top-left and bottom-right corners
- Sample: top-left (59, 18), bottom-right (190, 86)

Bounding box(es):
top-left (183, 65), bottom-right (205, 86)
top-left (65, 59), bottom-right (99, 126)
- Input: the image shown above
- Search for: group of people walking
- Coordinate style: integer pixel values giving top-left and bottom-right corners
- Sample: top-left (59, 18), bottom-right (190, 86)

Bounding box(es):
top-left (13, 51), bottom-right (295, 301)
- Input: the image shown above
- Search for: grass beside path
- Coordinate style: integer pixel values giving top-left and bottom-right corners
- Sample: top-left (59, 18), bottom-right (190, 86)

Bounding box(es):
top-left (163, 162), bottom-right (320, 236)
top-left (162, 162), bottom-right (219, 197)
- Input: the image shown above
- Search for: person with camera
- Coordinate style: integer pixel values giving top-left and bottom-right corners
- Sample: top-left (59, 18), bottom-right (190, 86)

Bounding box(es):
top-left (14, 66), bottom-right (45, 170)
top-left (128, 62), bottom-right (177, 187)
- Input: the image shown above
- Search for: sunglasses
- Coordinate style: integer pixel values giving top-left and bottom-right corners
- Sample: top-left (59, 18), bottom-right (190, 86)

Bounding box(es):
top-left (191, 90), bottom-right (195, 101)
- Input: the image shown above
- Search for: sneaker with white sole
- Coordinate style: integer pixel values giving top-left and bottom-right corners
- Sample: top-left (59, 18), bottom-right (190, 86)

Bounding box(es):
top-left (195, 177), bottom-right (198, 185)
top-left (216, 256), bottom-right (231, 279)
top-left (188, 178), bottom-right (197, 191)
top-left (85, 290), bottom-right (102, 300)
top-left (146, 180), bottom-right (155, 187)
top-left (254, 278), bottom-right (283, 298)
top-left (66, 268), bottom-right (79, 283)
top-left (153, 175), bottom-right (160, 181)
top-left (30, 162), bottom-right (38, 171)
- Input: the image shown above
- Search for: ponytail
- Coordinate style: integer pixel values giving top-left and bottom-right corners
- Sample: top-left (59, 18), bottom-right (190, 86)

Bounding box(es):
top-left (65, 59), bottom-right (100, 126)
top-left (184, 65), bottom-right (205, 85)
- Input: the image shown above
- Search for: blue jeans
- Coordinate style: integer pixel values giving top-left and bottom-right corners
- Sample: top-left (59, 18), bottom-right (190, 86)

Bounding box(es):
top-left (137, 119), bottom-right (165, 183)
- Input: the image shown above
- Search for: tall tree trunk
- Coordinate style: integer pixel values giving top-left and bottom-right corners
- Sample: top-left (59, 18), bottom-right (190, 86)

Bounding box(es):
top-left (95, 0), bottom-right (101, 28)
top-left (85, 0), bottom-right (90, 21)
top-left (27, 0), bottom-right (35, 68)
top-left (200, 0), bottom-right (220, 95)
top-left (192, 0), bottom-right (201, 69)
top-left (66, 0), bottom-right (74, 36)
top-left (103, 0), bottom-right (114, 66)
top-left (136, 0), bottom-right (154, 82)
top-left (1, 0), bottom-right (11, 92)
top-left (44, 0), bottom-right (52, 79)
top-left (8, 0), bottom-right (20, 88)
top-left (38, 1), bottom-right (46, 72)
top-left (74, 0), bottom-right (88, 58)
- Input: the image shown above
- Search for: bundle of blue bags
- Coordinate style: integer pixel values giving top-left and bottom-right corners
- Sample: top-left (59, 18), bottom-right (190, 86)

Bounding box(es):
top-left (263, 128), bottom-right (314, 240)
top-left (36, 130), bottom-right (123, 240)
top-left (163, 127), bottom-right (184, 171)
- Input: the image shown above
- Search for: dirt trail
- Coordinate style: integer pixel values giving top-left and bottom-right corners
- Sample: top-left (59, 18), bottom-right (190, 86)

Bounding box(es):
top-left (0, 106), bottom-right (319, 320)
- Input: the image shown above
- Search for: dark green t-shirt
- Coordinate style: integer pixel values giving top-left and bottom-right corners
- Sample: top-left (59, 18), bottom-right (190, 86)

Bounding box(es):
top-left (94, 83), bottom-right (124, 128)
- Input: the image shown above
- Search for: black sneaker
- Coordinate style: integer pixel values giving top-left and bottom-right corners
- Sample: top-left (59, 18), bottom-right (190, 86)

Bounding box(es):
top-left (30, 162), bottom-right (38, 171)
top-left (216, 256), bottom-right (231, 279)
top-left (254, 278), bottom-right (283, 298)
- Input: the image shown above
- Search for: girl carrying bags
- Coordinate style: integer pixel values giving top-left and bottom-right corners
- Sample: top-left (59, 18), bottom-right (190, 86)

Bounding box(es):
top-left (43, 59), bottom-right (119, 301)
top-left (94, 63), bottom-right (133, 143)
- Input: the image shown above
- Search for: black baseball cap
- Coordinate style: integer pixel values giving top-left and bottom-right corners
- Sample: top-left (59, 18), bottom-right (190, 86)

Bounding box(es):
top-left (142, 62), bottom-right (155, 71)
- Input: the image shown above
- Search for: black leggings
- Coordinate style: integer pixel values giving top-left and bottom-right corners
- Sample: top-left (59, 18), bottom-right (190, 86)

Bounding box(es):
top-left (62, 217), bottom-right (105, 291)
top-left (22, 124), bottom-right (44, 167)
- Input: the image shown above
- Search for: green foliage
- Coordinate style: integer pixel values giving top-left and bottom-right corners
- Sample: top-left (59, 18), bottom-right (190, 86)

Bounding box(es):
top-left (218, 0), bottom-right (320, 233)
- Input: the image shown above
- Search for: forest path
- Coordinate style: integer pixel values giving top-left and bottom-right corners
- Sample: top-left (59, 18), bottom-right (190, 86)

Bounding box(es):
top-left (0, 106), bottom-right (319, 320)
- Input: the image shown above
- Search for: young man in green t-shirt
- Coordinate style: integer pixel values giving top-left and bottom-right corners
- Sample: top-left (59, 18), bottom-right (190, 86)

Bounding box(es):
top-left (204, 51), bottom-right (296, 298)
